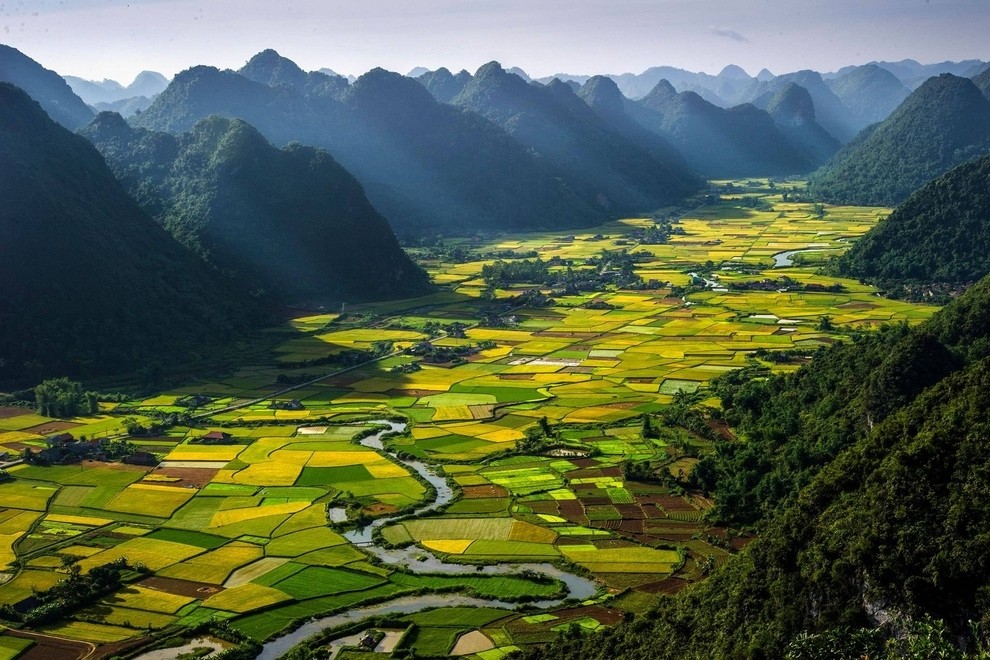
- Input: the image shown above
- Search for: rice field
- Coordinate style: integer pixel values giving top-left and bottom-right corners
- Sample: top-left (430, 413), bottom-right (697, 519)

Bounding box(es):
top-left (0, 183), bottom-right (942, 653)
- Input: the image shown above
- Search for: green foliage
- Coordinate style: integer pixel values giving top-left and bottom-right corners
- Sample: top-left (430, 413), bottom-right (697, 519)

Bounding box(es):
top-left (481, 259), bottom-right (550, 287)
top-left (837, 153), bottom-right (990, 284)
top-left (82, 113), bottom-right (430, 303)
top-left (34, 377), bottom-right (98, 417)
top-left (11, 559), bottom-right (137, 626)
top-left (810, 74), bottom-right (990, 206)
top-left (0, 83), bottom-right (263, 386)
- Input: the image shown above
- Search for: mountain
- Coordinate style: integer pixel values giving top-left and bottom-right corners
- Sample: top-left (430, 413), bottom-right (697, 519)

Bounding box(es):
top-left (630, 80), bottom-right (813, 177)
top-left (127, 71), bottom-right (169, 98)
top-left (540, 65), bottom-right (761, 105)
top-left (974, 67), bottom-right (990, 99)
top-left (134, 52), bottom-right (625, 235)
top-left (61, 75), bottom-right (124, 104)
top-left (64, 70), bottom-right (169, 105)
top-left (417, 67), bottom-right (471, 103)
top-left (506, 66), bottom-right (532, 82)
top-left (763, 82), bottom-right (840, 166)
top-left (238, 48), bottom-right (330, 93)
top-left (837, 153), bottom-right (990, 285)
top-left (575, 75), bottom-right (698, 176)
top-left (449, 62), bottom-right (699, 213)
top-left (809, 74), bottom-right (990, 206)
top-left (92, 95), bottom-right (155, 117)
top-left (0, 44), bottom-right (93, 129)
top-left (524, 267), bottom-right (990, 659)
top-left (0, 83), bottom-right (259, 385)
top-left (825, 63), bottom-right (910, 126)
top-left (336, 66), bottom-right (611, 231)
top-left (744, 70), bottom-right (859, 141)
top-left (82, 112), bottom-right (429, 304)
top-left (870, 58), bottom-right (988, 88)
top-left (131, 64), bottom-right (322, 143)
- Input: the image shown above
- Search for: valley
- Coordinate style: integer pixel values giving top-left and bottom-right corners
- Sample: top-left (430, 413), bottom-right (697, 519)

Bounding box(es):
top-left (0, 181), bottom-right (939, 659)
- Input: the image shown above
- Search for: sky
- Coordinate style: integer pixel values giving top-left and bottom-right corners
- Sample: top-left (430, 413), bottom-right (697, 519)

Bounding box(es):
top-left (2, 0), bottom-right (988, 82)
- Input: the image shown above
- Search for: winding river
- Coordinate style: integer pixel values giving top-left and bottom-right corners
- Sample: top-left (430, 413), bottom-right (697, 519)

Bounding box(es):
top-left (256, 421), bottom-right (598, 660)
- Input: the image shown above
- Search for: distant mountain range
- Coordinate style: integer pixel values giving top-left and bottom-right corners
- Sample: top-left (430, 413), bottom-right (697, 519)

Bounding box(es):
top-left (539, 58), bottom-right (986, 142)
top-left (131, 50), bottom-right (690, 235)
top-left (0, 83), bottom-right (261, 384)
top-left (413, 65), bottom-right (839, 178)
top-left (446, 61), bottom-right (699, 212)
top-left (63, 70), bottom-right (169, 105)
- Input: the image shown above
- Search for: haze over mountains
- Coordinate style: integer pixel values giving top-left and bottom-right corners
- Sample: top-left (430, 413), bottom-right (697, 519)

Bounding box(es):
top-left (64, 70), bottom-right (169, 105)
top-left (132, 50), bottom-right (631, 234)
top-left (81, 112), bottom-right (429, 303)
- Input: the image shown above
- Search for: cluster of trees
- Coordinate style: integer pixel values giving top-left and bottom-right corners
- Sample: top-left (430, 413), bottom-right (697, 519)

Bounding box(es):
top-left (405, 340), bottom-right (495, 364)
top-left (481, 259), bottom-right (551, 287)
top-left (277, 341), bottom-right (394, 370)
top-left (0, 558), bottom-right (140, 626)
top-left (628, 219), bottom-right (684, 245)
top-left (34, 377), bottom-right (98, 417)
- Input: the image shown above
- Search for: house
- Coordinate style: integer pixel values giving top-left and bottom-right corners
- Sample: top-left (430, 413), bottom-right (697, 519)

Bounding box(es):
top-left (65, 439), bottom-right (102, 459)
top-left (269, 399), bottom-right (304, 411)
top-left (198, 431), bottom-right (234, 444)
top-left (45, 432), bottom-right (74, 447)
top-left (124, 451), bottom-right (159, 466)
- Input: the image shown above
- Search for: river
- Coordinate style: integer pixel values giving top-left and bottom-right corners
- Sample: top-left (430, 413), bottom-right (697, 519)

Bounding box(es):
top-left (771, 247), bottom-right (831, 267)
top-left (255, 421), bottom-right (598, 660)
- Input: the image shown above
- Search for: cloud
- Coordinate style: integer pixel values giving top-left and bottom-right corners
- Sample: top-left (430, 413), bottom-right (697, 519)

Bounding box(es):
top-left (710, 26), bottom-right (748, 43)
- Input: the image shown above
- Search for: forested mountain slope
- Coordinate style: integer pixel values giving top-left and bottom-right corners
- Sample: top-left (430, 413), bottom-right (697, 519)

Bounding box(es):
top-left (81, 112), bottom-right (429, 303)
top-left (0, 44), bottom-right (93, 129)
top-left (0, 84), bottom-right (260, 385)
top-left (630, 80), bottom-right (812, 177)
top-left (837, 153), bottom-right (990, 285)
top-left (810, 74), bottom-right (990, 206)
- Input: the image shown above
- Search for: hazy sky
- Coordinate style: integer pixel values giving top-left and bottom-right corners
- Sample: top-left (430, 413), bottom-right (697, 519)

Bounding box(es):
top-left (2, 0), bottom-right (988, 82)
